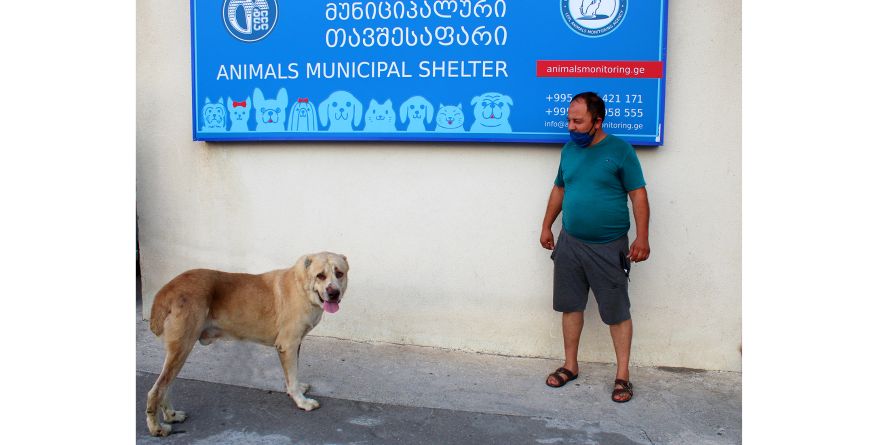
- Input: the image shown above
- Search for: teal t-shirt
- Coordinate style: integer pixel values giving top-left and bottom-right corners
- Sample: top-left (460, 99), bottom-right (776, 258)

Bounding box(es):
top-left (554, 134), bottom-right (646, 243)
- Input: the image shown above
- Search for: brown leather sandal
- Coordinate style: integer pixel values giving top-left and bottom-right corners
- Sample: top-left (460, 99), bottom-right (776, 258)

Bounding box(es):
top-left (612, 379), bottom-right (634, 402)
top-left (546, 367), bottom-right (578, 388)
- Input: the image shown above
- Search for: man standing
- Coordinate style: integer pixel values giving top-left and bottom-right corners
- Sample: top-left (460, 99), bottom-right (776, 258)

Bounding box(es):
top-left (540, 92), bottom-right (650, 403)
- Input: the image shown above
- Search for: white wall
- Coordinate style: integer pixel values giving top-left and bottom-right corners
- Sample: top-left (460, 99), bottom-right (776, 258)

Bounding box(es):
top-left (137, 0), bottom-right (741, 371)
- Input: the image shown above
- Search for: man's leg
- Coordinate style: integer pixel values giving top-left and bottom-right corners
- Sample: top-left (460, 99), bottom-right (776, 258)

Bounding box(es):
top-left (549, 231), bottom-right (589, 386)
top-left (609, 318), bottom-right (633, 401)
top-left (547, 311), bottom-right (584, 386)
top-left (582, 236), bottom-right (634, 400)
top-left (563, 311), bottom-right (584, 372)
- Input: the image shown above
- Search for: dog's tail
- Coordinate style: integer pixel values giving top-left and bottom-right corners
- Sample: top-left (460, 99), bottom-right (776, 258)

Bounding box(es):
top-left (149, 289), bottom-right (171, 336)
top-left (149, 270), bottom-right (213, 336)
top-left (149, 277), bottom-right (186, 337)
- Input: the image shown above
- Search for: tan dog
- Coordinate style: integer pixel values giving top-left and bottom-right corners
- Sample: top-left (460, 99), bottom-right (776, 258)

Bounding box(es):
top-left (145, 252), bottom-right (349, 437)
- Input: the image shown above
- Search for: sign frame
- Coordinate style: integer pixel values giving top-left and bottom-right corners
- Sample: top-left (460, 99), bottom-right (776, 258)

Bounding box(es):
top-left (190, 1), bottom-right (670, 145)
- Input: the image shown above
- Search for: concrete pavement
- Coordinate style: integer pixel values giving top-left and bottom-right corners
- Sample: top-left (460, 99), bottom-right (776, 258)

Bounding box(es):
top-left (136, 305), bottom-right (741, 444)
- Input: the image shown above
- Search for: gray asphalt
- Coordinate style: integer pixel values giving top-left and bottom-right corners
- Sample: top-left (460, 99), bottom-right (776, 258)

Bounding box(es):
top-left (136, 299), bottom-right (740, 444)
top-left (136, 372), bottom-right (651, 445)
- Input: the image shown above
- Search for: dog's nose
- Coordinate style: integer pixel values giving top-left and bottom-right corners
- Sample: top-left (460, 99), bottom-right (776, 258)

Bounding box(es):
top-left (327, 288), bottom-right (340, 300)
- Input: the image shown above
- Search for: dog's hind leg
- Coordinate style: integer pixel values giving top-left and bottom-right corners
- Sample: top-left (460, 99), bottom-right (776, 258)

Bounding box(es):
top-left (276, 340), bottom-right (319, 411)
top-left (146, 310), bottom-right (203, 436)
top-left (160, 390), bottom-right (188, 424)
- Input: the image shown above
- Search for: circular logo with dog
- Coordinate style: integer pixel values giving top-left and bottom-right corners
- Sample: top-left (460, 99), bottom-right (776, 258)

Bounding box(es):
top-left (561, 0), bottom-right (628, 38)
top-left (223, 0), bottom-right (278, 43)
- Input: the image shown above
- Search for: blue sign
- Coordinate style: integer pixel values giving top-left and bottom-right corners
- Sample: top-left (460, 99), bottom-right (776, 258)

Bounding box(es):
top-left (191, 1), bottom-right (669, 145)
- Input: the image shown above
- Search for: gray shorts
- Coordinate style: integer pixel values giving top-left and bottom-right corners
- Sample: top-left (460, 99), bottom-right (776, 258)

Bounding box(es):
top-left (551, 230), bottom-right (631, 325)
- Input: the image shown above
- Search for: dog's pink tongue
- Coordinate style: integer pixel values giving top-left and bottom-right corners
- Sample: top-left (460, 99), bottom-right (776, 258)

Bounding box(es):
top-left (323, 301), bottom-right (339, 314)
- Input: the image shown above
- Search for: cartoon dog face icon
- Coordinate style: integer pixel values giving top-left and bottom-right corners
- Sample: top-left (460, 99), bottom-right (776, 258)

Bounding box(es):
top-left (469, 92), bottom-right (513, 133)
top-left (253, 87), bottom-right (288, 132)
top-left (319, 91), bottom-right (363, 132)
top-left (399, 96), bottom-right (434, 132)
top-left (287, 98), bottom-right (318, 132)
top-left (227, 96), bottom-right (251, 132)
top-left (201, 97), bottom-right (227, 132)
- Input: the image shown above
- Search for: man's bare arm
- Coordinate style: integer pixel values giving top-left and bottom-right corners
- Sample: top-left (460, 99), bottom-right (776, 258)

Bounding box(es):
top-left (540, 186), bottom-right (565, 250)
top-left (627, 187), bottom-right (650, 262)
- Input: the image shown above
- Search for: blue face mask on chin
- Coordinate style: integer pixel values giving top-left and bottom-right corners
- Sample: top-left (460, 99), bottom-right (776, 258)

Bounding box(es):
top-left (569, 128), bottom-right (597, 147)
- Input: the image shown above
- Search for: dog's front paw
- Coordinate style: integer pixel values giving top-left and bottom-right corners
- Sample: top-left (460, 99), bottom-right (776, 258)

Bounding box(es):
top-left (149, 423), bottom-right (172, 437)
top-left (298, 382), bottom-right (311, 394)
top-left (163, 410), bottom-right (187, 423)
top-left (295, 396), bottom-right (320, 411)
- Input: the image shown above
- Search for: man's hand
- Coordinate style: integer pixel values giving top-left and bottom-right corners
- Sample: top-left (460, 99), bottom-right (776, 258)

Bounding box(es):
top-left (540, 228), bottom-right (555, 250)
top-left (628, 237), bottom-right (650, 262)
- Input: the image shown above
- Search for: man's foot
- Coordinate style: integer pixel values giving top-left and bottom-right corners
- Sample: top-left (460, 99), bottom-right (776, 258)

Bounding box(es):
top-left (611, 378), bottom-right (633, 402)
top-left (546, 367), bottom-right (578, 388)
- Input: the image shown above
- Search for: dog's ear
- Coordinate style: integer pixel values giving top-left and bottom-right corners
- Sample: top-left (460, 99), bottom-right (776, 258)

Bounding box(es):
top-left (318, 97), bottom-right (330, 127)
top-left (501, 94), bottom-right (514, 106)
top-left (399, 101), bottom-right (409, 123)
top-left (227, 97), bottom-right (233, 108)
top-left (352, 96), bottom-right (363, 128)
top-left (253, 88), bottom-right (265, 106)
top-left (246, 97), bottom-right (252, 108)
top-left (307, 103), bottom-right (317, 131)
top-left (335, 254), bottom-right (349, 272)
top-left (470, 95), bottom-right (481, 106)
top-left (294, 254), bottom-right (314, 291)
top-left (338, 255), bottom-right (350, 275)
top-left (423, 99), bottom-right (434, 124)
top-left (276, 88), bottom-right (288, 108)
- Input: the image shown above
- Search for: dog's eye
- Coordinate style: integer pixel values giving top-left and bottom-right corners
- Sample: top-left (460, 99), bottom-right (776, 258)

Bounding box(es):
top-left (317, 273), bottom-right (326, 280)
top-left (261, 108), bottom-right (267, 113)
top-left (332, 102), bottom-right (338, 107)
top-left (410, 105), bottom-right (415, 110)
top-left (346, 102), bottom-right (352, 107)
top-left (335, 271), bottom-right (344, 279)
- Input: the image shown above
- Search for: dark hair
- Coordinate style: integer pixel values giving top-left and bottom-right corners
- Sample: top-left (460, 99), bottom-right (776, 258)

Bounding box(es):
top-left (571, 92), bottom-right (605, 122)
